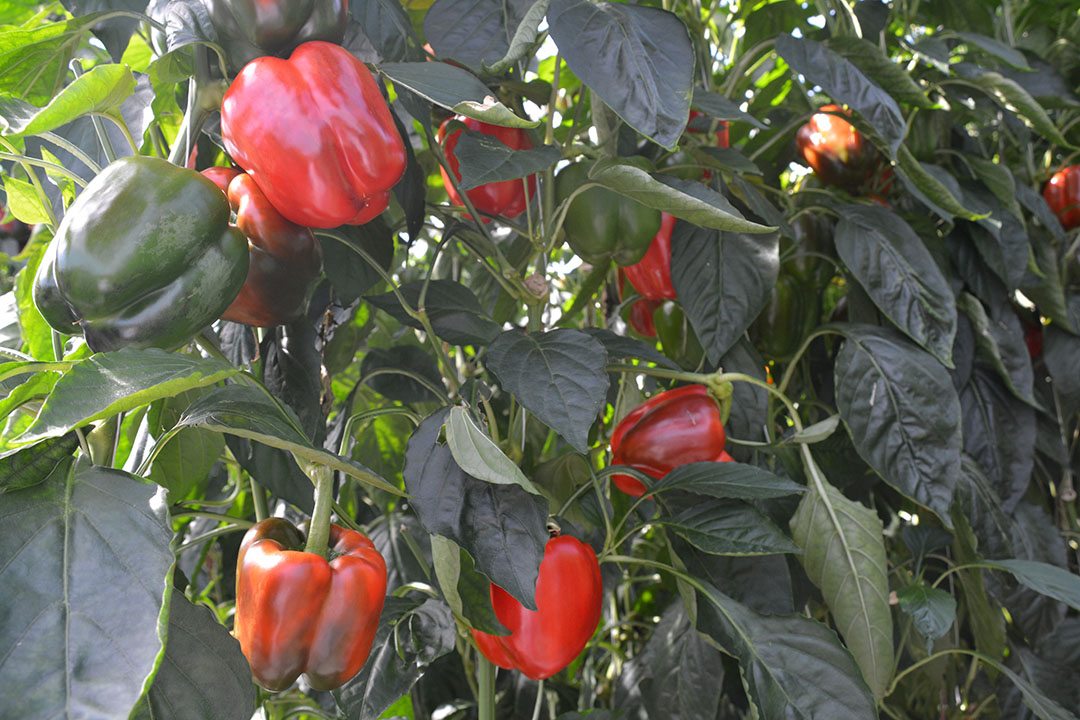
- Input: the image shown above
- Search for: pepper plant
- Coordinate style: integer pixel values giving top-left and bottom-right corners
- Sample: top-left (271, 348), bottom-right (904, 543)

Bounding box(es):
top-left (1, 1), bottom-right (1080, 719)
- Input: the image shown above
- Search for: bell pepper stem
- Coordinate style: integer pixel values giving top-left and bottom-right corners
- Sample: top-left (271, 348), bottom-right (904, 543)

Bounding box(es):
top-left (250, 478), bottom-right (268, 523)
top-left (305, 464), bottom-right (335, 558)
top-left (476, 653), bottom-right (496, 720)
top-left (530, 678), bottom-right (545, 720)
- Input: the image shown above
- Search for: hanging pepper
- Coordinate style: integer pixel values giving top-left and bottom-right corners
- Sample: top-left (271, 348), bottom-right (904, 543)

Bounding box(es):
top-left (609, 385), bottom-right (729, 496)
top-left (438, 116), bottom-right (536, 221)
top-left (796, 105), bottom-right (883, 192)
top-left (33, 155), bottom-right (248, 352)
top-left (234, 518), bottom-right (387, 691)
top-left (202, 167), bottom-right (323, 326)
top-left (471, 534), bottom-right (602, 680)
top-left (621, 212), bottom-right (677, 300)
top-left (221, 41), bottom-right (407, 229)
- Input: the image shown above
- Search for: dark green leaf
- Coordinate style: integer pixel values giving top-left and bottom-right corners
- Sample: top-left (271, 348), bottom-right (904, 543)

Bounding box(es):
top-left (361, 345), bottom-right (445, 404)
top-left (960, 367), bottom-right (1034, 512)
top-left (224, 436), bottom-right (314, 514)
top-left (547, 0), bottom-right (693, 150)
top-left (790, 474), bottom-right (893, 700)
top-left (142, 592), bottom-right (255, 720)
top-left (352, 0), bottom-right (417, 62)
top-left (0, 459), bottom-right (174, 720)
top-left (834, 325), bottom-right (961, 527)
top-left (60, 1), bottom-right (147, 62)
top-left (775, 34), bottom-right (904, 157)
top-left (366, 280), bottom-right (501, 346)
top-left (580, 327), bottom-right (678, 369)
top-left (895, 148), bottom-right (985, 221)
top-left (0, 433), bottom-right (78, 495)
top-left (896, 584), bottom-right (957, 651)
top-left (660, 500), bottom-right (800, 556)
top-left (987, 559), bottom-right (1080, 613)
top-left (19, 349), bottom-right (239, 443)
top-left (484, 0), bottom-right (551, 74)
top-left (423, 0), bottom-right (531, 71)
top-left (430, 534), bottom-right (507, 634)
top-left (692, 88), bottom-right (766, 129)
top-left (825, 36), bottom-right (932, 109)
top-left (453, 131), bottom-right (559, 190)
top-left (956, 293), bottom-right (1038, 408)
top-left (335, 597), bottom-right (456, 720)
top-left (835, 204), bottom-right (957, 367)
top-left (671, 221), bottom-right (779, 364)
top-left (652, 461), bottom-right (804, 500)
top-left (1044, 324), bottom-right (1080, 416)
top-left (378, 62), bottom-right (537, 127)
top-left (694, 582), bottom-right (877, 719)
top-left (403, 408), bottom-right (549, 609)
top-left (322, 218), bottom-right (396, 305)
top-left (484, 329), bottom-right (609, 453)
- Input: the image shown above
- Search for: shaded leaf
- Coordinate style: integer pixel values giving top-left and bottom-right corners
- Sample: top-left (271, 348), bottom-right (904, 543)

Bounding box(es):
top-left (454, 131), bottom-right (559, 190)
top-left (0, 433), bottom-right (77, 495)
top-left (896, 584), bottom-right (956, 651)
top-left (652, 461), bottom-right (805, 500)
top-left (661, 500), bottom-right (801, 556)
top-left (366, 280), bottom-right (501, 347)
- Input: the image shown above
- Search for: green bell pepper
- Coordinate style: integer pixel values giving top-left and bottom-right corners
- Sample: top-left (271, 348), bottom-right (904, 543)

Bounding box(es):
top-left (33, 155), bottom-right (249, 353)
top-left (653, 300), bottom-right (705, 370)
top-left (748, 273), bottom-right (820, 362)
top-left (555, 158), bottom-right (661, 267)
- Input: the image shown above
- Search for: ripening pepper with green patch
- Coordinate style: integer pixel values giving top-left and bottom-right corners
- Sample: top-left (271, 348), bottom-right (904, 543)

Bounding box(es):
top-left (33, 156), bottom-right (248, 352)
top-left (205, 0), bottom-right (349, 73)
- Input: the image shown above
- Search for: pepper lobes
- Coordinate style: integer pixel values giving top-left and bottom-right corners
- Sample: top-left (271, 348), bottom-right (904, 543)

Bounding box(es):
top-left (202, 167), bottom-right (323, 326)
top-left (621, 211), bottom-right (677, 300)
top-left (220, 41), bottom-right (407, 229)
top-left (610, 385), bottom-right (729, 496)
top-left (438, 116), bottom-right (536, 221)
top-left (235, 518), bottom-right (387, 691)
top-left (32, 155), bottom-right (248, 352)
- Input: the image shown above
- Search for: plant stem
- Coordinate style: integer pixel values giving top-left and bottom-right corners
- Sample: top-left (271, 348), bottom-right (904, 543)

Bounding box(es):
top-left (530, 679), bottom-right (545, 720)
top-left (476, 653), bottom-right (496, 720)
top-left (250, 478), bottom-right (268, 522)
top-left (305, 464), bottom-right (334, 558)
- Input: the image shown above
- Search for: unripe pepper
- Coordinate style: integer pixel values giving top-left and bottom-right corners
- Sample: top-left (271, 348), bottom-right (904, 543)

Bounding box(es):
top-left (781, 212), bottom-right (836, 289)
top-left (471, 534), bottom-right (602, 680)
top-left (221, 41), bottom-right (407, 229)
top-left (652, 300), bottom-right (705, 370)
top-left (555, 158), bottom-right (662, 266)
top-left (234, 518), bottom-right (387, 691)
top-left (609, 384), bottom-right (728, 497)
top-left (621, 212), bottom-right (677, 300)
top-left (204, 0), bottom-right (348, 73)
top-left (1043, 165), bottom-right (1080, 230)
top-left (796, 105), bottom-right (882, 192)
top-left (33, 156), bottom-right (248, 352)
top-left (438, 116), bottom-right (536, 221)
top-left (202, 167), bottom-right (323, 326)
top-left (749, 273), bottom-right (819, 362)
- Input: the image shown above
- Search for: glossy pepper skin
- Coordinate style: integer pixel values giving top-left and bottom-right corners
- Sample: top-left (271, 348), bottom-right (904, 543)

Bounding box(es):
top-left (221, 41), bottom-right (407, 229)
top-left (471, 535), bottom-right (602, 680)
top-left (1043, 165), bottom-right (1080, 230)
top-left (206, 0), bottom-right (348, 73)
top-left (33, 156), bottom-right (248, 352)
top-left (796, 105), bottom-right (882, 192)
top-left (202, 167), bottom-right (323, 326)
top-left (615, 269), bottom-right (660, 337)
top-left (749, 273), bottom-right (820, 362)
top-left (438, 116), bottom-right (536, 221)
top-left (555, 158), bottom-right (662, 266)
top-left (622, 212), bottom-right (677, 300)
top-left (610, 385), bottom-right (728, 497)
top-left (781, 213), bottom-right (836, 289)
top-left (235, 518), bottom-right (387, 691)
top-left (653, 301), bottom-right (705, 370)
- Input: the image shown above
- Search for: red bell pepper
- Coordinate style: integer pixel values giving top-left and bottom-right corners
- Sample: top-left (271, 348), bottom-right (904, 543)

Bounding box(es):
top-left (438, 116), bottom-right (536, 221)
top-left (616, 268), bottom-right (660, 337)
top-left (471, 534), bottom-right (602, 680)
top-left (1043, 165), bottom-right (1080, 230)
top-left (687, 109), bottom-right (729, 148)
top-left (234, 518), bottom-right (387, 691)
top-left (796, 104), bottom-right (882, 192)
top-left (220, 41), bottom-right (406, 228)
top-left (610, 384), bottom-right (728, 496)
top-left (621, 212), bottom-right (677, 301)
top-left (202, 167), bottom-right (323, 327)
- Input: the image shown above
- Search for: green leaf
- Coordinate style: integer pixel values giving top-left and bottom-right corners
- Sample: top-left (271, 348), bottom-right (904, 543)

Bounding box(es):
top-left (895, 147), bottom-right (986, 221)
top-left (378, 62), bottom-right (538, 127)
top-left (2, 63), bottom-right (135, 137)
top-left (834, 325), bottom-right (961, 527)
top-left (776, 34), bottom-right (905, 157)
top-left (0, 433), bottom-right (78, 495)
top-left (444, 406), bottom-right (540, 494)
top-left (790, 473), bottom-right (893, 700)
top-left (956, 293), bottom-right (1039, 409)
top-left (790, 414), bottom-right (841, 444)
top-left (423, 0), bottom-right (532, 72)
top-left (660, 500), bottom-right (801, 556)
top-left (964, 155), bottom-right (1025, 223)
top-left (484, 329), bottom-right (609, 454)
top-left (896, 584), bottom-right (956, 651)
top-left (670, 221), bottom-right (779, 364)
top-left (19, 348), bottom-right (240, 443)
top-left (3, 174), bottom-right (51, 224)
top-left (588, 158), bottom-right (775, 233)
top-left (952, 31), bottom-right (1031, 70)
top-left (547, 0), bottom-right (693, 150)
top-left (176, 383), bottom-right (404, 496)
top-left (0, 13), bottom-right (114, 104)
top-left (335, 597), bottom-right (456, 719)
top-left (986, 559), bottom-right (1080, 612)
top-left (692, 88), bottom-right (766, 129)
top-left (351, 0), bottom-right (418, 63)
top-left (580, 328), bottom-right (678, 369)
top-left (834, 204), bottom-right (957, 367)
top-left (366, 280), bottom-right (501, 347)
top-left (453, 130), bottom-right (560, 190)
top-left (825, 36), bottom-right (933, 109)
top-left (694, 582), bottom-right (877, 718)
top-left (0, 458), bottom-right (174, 720)
top-left (960, 367), bottom-right (1034, 512)
top-left (403, 408), bottom-right (549, 610)
top-left (139, 592), bottom-right (256, 720)
top-left (483, 0), bottom-right (551, 74)
top-left (360, 345), bottom-right (445, 404)
top-left (651, 461), bottom-right (805, 500)
top-left (430, 534), bottom-right (508, 635)
top-left (971, 71), bottom-right (1072, 148)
